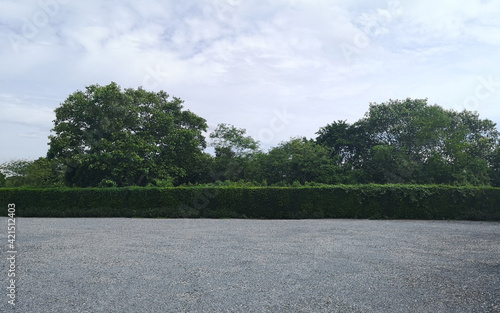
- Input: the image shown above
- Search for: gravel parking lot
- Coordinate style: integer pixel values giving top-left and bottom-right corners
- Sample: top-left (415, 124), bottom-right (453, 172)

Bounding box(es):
top-left (1, 218), bottom-right (499, 312)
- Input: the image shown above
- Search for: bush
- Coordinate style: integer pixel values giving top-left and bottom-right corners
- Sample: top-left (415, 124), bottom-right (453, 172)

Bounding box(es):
top-left (0, 185), bottom-right (498, 220)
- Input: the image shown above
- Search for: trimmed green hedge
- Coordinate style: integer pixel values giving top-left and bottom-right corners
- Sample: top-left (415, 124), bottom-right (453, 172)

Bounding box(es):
top-left (0, 185), bottom-right (499, 220)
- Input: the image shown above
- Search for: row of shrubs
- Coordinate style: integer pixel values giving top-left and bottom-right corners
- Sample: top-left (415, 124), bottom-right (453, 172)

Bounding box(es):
top-left (1, 185), bottom-right (499, 220)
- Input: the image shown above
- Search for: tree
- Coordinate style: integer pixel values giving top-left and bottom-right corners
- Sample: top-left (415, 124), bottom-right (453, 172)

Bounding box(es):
top-left (363, 145), bottom-right (421, 184)
top-left (358, 99), bottom-right (498, 184)
top-left (490, 146), bottom-right (500, 187)
top-left (209, 123), bottom-right (260, 158)
top-left (0, 159), bottom-right (31, 187)
top-left (442, 110), bottom-right (498, 185)
top-left (261, 137), bottom-right (339, 185)
top-left (365, 99), bottom-right (498, 184)
top-left (0, 172), bottom-right (5, 187)
top-left (48, 82), bottom-right (207, 187)
top-left (316, 98), bottom-right (499, 185)
top-left (317, 120), bottom-right (355, 165)
top-left (0, 159), bottom-right (31, 176)
top-left (208, 123), bottom-right (260, 182)
top-left (316, 120), bottom-right (373, 183)
top-left (24, 157), bottom-right (62, 187)
top-left (0, 158), bottom-right (61, 187)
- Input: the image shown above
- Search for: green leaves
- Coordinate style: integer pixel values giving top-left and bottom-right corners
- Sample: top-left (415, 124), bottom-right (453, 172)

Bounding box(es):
top-left (37, 91), bottom-right (500, 187)
top-left (0, 158), bottom-right (61, 187)
top-left (490, 146), bottom-right (500, 187)
top-left (209, 123), bottom-right (260, 158)
top-left (262, 137), bottom-right (339, 185)
top-left (48, 82), bottom-right (207, 187)
top-left (316, 98), bottom-right (500, 186)
top-left (207, 123), bottom-right (261, 182)
top-left (2, 185), bottom-right (499, 220)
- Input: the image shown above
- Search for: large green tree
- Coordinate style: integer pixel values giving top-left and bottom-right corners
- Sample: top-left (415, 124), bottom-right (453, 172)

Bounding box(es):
top-left (48, 82), bottom-right (207, 187)
top-left (317, 98), bottom-right (499, 185)
top-left (209, 123), bottom-right (260, 158)
top-left (316, 120), bottom-right (366, 166)
top-left (208, 123), bottom-right (260, 182)
top-left (260, 137), bottom-right (339, 185)
top-left (316, 120), bottom-right (373, 183)
top-left (362, 99), bottom-right (499, 184)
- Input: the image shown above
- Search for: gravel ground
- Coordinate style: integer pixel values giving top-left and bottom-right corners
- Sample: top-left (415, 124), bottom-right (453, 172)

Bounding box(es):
top-left (1, 218), bottom-right (499, 312)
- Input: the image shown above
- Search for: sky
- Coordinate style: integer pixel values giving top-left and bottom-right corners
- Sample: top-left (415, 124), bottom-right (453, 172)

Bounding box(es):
top-left (1, 0), bottom-right (500, 163)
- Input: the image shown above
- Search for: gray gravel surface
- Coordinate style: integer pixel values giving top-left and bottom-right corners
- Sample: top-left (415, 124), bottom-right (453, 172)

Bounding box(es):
top-left (1, 218), bottom-right (499, 312)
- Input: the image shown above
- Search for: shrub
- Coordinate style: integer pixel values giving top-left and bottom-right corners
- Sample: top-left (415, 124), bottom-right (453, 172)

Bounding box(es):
top-left (0, 185), bottom-right (498, 220)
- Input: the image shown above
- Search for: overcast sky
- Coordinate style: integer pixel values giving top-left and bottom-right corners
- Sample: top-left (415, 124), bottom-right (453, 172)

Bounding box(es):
top-left (1, 0), bottom-right (500, 162)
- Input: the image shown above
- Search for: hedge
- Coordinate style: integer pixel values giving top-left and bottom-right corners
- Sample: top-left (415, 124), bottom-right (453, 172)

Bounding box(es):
top-left (0, 185), bottom-right (499, 220)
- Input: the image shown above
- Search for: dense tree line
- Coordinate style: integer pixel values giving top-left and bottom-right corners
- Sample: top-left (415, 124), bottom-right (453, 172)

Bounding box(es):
top-left (1, 83), bottom-right (499, 188)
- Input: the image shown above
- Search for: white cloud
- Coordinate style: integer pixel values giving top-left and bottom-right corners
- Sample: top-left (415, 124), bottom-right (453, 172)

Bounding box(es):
top-left (0, 0), bottom-right (499, 162)
top-left (0, 95), bottom-right (54, 128)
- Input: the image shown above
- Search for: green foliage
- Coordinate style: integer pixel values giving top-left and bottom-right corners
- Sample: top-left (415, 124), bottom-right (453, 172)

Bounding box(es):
top-left (490, 146), bottom-right (500, 187)
top-left (48, 82), bottom-right (207, 187)
top-left (316, 98), bottom-right (500, 186)
top-left (147, 177), bottom-right (175, 188)
top-left (208, 123), bottom-right (261, 182)
top-left (0, 159), bottom-right (31, 177)
top-left (5, 93), bottom-right (498, 189)
top-left (98, 179), bottom-right (118, 188)
top-left (361, 99), bottom-right (499, 185)
top-left (209, 123), bottom-right (260, 158)
top-left (1, 185), bottom-right (498, 220)
top-left (0, 158), bottom-right (62, 187)
top-left (260, 137), bottom-right (340, 185)
top-left (24, 158), bottom-right (62, 187)
top-left (316, 120), bottom-right (372, 169)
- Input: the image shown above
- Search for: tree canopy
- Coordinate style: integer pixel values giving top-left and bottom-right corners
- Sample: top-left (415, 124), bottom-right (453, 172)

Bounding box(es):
top-left (316, 98), bottom-right (499, 185)
top-left (206, 123), bottom-right (261, 182)
top-left (2, 88), bottom-right (499, 188)
top-left (0, 158), bottom-right (60, 187)
top-left (47, 82), bottom-right (207, 187)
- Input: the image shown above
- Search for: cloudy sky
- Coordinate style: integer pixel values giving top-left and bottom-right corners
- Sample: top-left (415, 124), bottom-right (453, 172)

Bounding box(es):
top-left (1, 0), bottom-right (500, 162)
